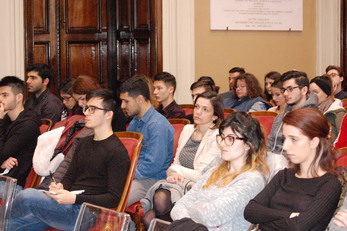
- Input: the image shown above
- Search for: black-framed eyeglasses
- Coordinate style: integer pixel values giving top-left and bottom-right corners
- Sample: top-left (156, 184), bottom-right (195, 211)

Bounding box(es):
top-left (280, 86), bottom-right (301, 94)
top-left (216, 134), bottom-right (244, 146)
top-left (83, 105), bottom-right (111, 114)
top-left (61, 96), bottom-right (72, 101)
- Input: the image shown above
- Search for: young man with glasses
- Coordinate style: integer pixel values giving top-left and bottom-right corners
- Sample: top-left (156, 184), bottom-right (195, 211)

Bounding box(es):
top-left (326, 65), bottom-right (347, 99)
top-left (268, 70), bottom-right (318, 155)
top-left (9, 89), bottom-right (130, 230)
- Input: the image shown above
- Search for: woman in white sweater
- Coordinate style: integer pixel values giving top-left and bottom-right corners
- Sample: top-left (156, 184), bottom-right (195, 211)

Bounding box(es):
top-left (141, 91), bottom-right (224, 228)
top-left (170, 111), bottom-right (269, 231)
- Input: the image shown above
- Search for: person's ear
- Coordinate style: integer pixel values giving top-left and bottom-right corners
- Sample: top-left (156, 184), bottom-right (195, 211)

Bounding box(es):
top-left (310, 137), bottom-right (320, 149)
top-left (105, 110), bottom-right (114, 120)
top-left (136, 95), bottom-right (144, 104)
top-left (168, 86), bottom-right (174, 94)
top-left (43, 78), bottom-right (49, 86)
top-left (301, 86), bottom-right (308, 95)
top-left (16, 93), bottom-right (23, 103)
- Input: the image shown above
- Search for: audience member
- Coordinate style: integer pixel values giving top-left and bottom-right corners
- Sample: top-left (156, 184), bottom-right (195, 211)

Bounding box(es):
top-left (59, 78), bottom-right (82, 120)
top-left (310, 75), bottom-right (346, 143)
top-left (170, 112), bottom-right (269, 230)
top-left (268, 79), bottom-right (286, 113)
top-left (72, 75), bottom-right (126, 131)
top-left (153, 72), bottom-right (185, 119)
top-left (24, 63), bottom-right (63, 123)
top-left (326, 65), bottom-right (347, 99)
top-left (132, 74), bottom-right (160, 109)
top-left (0, 76), bottom-right (41, 191)
top-left (197, 76), bottom-right (220, 94)
top-left (244, 108), bottom-right (341, 230)
top-left (264, 71), bottom-right (281, 104)
top-left (141, 91), bottom-right (224, 228)
top-left (9, 89), bottom-right (130, 230)
top-left (224, 73), bottom-right (270, 112)
top-left (268, 70), bottom-right (317, 154)
top-left (220, 67), bottom-right (245, 101)
top-left (120, 77), bottom-right (174, 206)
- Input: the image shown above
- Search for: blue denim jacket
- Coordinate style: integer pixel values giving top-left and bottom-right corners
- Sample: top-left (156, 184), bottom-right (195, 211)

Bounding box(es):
top-left (128, 106), bottom-right (174, 180)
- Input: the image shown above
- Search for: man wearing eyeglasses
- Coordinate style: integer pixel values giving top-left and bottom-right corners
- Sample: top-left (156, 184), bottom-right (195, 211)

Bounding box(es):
top-left (9, 89), bottom-right (130, 230)
top-left (326, 65), bottom-right (347, 100)
top-left (220, 67), bottom-right (246, 101)
top-left (120, 77), bottom-right (174, 207)
top-left (268, 70), bottom-right (318, 155)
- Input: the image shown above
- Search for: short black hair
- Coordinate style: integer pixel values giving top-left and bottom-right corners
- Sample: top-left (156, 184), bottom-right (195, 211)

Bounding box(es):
top-left (26, 63), bottom-right (52, 84)
top-left (280, 70), bottom-right (309, 89)
top-left (0, 76), bottom-right (25, 95)
top-left (229, 67), bottom-right (245, 74)
top-left (154, 72), bottom-right (176, 92)
top-left (86, 88), bottom-right (116, 112)
top-left (60, 78), bottom-right (76, 95)
top-left (119, 77), bottom-right (150, 101)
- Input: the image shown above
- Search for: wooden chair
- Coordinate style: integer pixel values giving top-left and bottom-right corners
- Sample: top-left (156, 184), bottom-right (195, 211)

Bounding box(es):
top-left (0, 176), bottom-right (17, 230)
top-left (250, 112), bottom-right (277, 139)
top-left (168, 119), bottom-right (191, 157)
top-left (39, 118), bottom-right (53, 134)
top-left (73, 202), bottom-right (130, 231)
top-left (167, 118), bottom-right (190, 125)
top-left (337, 147), bottom-right (347, 156)
top-left (249, 111), bottom-right (278, 117)
top-left (341, 98), bottom-right (347, 108)
top-left (148, 218), bottom-right (171, 231)
top-left (179, 104), bottom-right (194, 115)
top-left (224, 108), bottom-right (235, 118)
top-left (114, 131), bottom-right (143, 212)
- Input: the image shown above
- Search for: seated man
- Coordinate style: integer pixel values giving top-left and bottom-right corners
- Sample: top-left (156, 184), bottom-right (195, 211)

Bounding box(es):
top-left (0, 76), bottom-right (41, 191)
top-left (153, 72), bottom-right (185, 118)
top-left (120, 77), bottom-right (174, 205)
top-left (326, 65), bottom-right (347, 99)
top-left (9, 89), bottom-right (130, 230)
top-left (25, 63), bottom-right (63, 123)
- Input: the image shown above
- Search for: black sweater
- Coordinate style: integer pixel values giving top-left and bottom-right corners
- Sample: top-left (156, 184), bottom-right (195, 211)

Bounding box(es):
top-left (244, 168), bottom-right (342, 231)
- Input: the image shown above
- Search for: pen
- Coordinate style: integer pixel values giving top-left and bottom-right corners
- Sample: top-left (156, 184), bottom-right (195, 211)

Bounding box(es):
top-left (49, 171), bottom-right (57, 184)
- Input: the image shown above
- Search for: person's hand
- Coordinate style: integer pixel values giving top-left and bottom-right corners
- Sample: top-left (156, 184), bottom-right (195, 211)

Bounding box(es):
top-left (0, 103), bottom-right (6, 119)
top-left (49, 182), bottom-right (63, 192)
top-left (167, 173), bottom-right (185, 184)
top-left (1, 157), bottom-right (18, 169)
top-left (289, 212), bottom-right (300, 218)
top-left (47, 189), bottom-right (76, 204)
top-left (333, 209), bottom-right (347, 227)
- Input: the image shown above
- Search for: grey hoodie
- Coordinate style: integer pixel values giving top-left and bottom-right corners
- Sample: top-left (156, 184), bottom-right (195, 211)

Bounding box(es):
top-left (267, 93), bottom-right (318, 154)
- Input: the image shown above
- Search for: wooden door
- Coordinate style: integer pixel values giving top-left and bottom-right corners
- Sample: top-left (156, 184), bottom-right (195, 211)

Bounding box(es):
top-left (24, 0), bottom-right (162, 94)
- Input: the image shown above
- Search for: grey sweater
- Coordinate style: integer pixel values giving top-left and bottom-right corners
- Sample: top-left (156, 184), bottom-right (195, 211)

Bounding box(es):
top-left (171, 167), bottom-right (266, 231)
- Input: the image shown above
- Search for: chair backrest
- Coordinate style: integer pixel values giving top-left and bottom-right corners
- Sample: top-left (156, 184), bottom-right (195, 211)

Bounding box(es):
top-left (114, 131), bottom-right (143, 212)
top-left (24, 168), bottom-right (42, 189)
top-left (148, 218), bottom-right (171, 231)
top-left (168, 119), bottom-right (190, 158)
top-left (342, 98), bottom-right (347, 108)
top-left (337, 147), bottom-right (347, 156)
top-left (224, 108), bottom-right (235, 118)
top-left (249, 111), bottom-right (278, 117)
top-left (0, 176), bottom-right (17, 231)
top-left (41, 118), bottom-right (54, 129)
top-left (251, 115), bottom-right (276, 139)
top-left (336, 155), bottom-right (347, 167)
top-left (179, 104), bottom-right (194, 115)
top-left (168, 118), bottom-right (191, 125)
top-left (73, 202), bottom-right (130, 231)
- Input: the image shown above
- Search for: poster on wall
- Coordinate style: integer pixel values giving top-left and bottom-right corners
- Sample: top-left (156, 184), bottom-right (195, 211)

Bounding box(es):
top-left (210, 0), bottom-right (303, 31)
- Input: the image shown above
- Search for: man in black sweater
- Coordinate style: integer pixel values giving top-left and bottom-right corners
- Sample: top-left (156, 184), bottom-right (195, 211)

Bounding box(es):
top-left (9, 89), bottom-right (130, 230)
top-left (0, 76), bottom-right (41, 190)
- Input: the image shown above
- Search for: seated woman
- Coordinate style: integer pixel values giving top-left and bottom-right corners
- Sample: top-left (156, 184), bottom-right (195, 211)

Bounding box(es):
top-left (170, 112), bottom-right (269, 230)
top-left (244, 107), bottom-right (342, 230)
top-left (224, 73), bottom-right (270, 112)
top-left (141, 91), bottom-right (224, 228)
top-left (264, 71), bottom-right (281, 105)
top-left (72, 75), bottom-right (126, 131)
top-left (268, 79), bottom-right (287, 114)
top-left (310, 75), bottom-right (346, 143)
top-left (59, 78), bottom-right (83, 120)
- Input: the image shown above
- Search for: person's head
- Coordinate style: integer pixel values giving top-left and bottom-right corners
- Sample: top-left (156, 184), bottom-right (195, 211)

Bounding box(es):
top-left (232, 73), bottom-right (263, 100)
top-left (0, 76), bottom-right (25, 113)
top-left (228, 67), bottom-right (245, 90)
top-left (72, 75), bottom-right (101, 108)
top-left (60, 79), bottom-right (77, 110)
top-left (264, 71), bottom-right (281, 100)
top-left (193, 91), bottom-right (224, 129)
top-left (280, 70), bottom-right (309, 107)
top-left (203, 112), bottom-right (269, 189)
top-left (282, 107), bottom-right (335, 177)
top-left (119, 77), bottom-right (150, 116)
top-left (197, 76), bottom-right (220, 94)
top-left (326, 65), bottom-right (344, 95)
top-left (83, 89), bottom-right (115, 129)
top-left (26, 63), bottom-right (51, 96)
top-left (153, 72), bottom-right (176, 104)
top-left (132, 74), bottom-right (159, 109)
top-left (190, 80), bottom-right (218, 102)
top-left (309, 75), bottom-right (333, 105)
top-left (270, 79), bottom-right (286, 109)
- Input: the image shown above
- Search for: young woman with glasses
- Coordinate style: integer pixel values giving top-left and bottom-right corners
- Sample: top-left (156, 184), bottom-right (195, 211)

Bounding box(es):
top-left (141, 91), bottom-right (224, 229)
top-left (244, 108), bottom-right (342, 230)
top-left (170, 111), bottom-right (269, 230)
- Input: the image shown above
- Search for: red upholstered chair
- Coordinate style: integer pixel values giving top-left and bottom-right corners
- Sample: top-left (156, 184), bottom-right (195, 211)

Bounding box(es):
top-left (336, 154), bottom-right (347, 167)
top-left (249, 111), bottom-right (278, 139)
top-left (334, 114), bottom-right (347, 150)
top-left (168, 118), bottom-right (191, 157)
top-left (40, 118), bottom-right (53, 134)
top-left (179, 104), bottom-right (194, 115)
top-left (224, 108), bottom-right (235, 118)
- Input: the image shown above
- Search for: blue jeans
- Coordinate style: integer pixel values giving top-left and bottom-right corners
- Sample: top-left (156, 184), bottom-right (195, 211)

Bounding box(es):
top-left (9, 188), bottom-right (81, 231)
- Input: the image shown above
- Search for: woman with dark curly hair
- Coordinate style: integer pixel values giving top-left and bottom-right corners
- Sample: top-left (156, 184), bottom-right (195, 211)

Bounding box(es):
top-left (224, 73), bottom-right (270, 112)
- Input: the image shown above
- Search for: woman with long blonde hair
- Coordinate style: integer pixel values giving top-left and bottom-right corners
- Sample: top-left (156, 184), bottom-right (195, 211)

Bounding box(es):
top-left (170, 112), bottom-right (269, 230)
